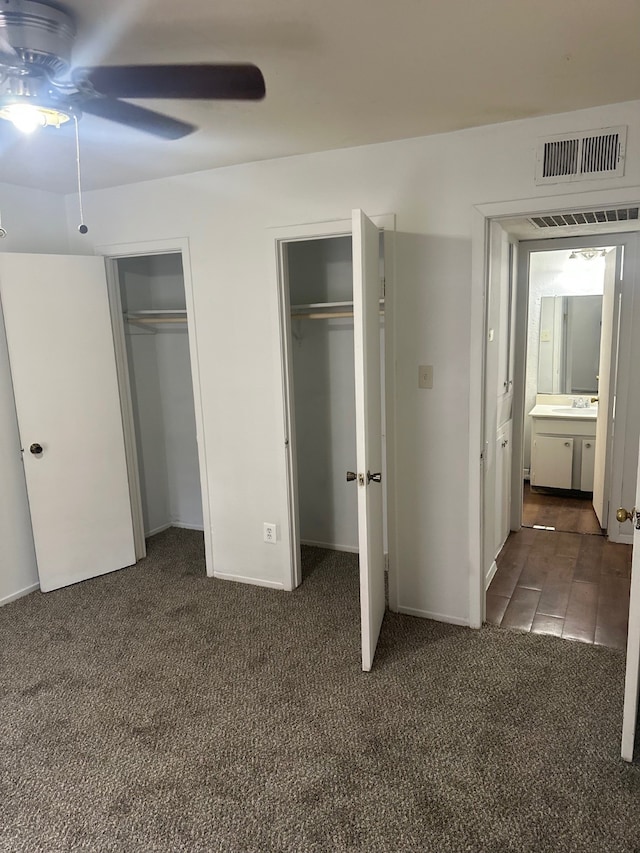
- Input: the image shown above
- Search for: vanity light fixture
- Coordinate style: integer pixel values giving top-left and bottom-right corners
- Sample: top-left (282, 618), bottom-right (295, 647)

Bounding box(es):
top-left (568, 248), bottom-right (606, 261)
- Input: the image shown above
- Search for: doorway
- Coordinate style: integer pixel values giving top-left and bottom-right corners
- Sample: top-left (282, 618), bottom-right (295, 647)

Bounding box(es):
top-left (105, 245), bottom-right (212, 574)
top-left (273, 211), bottom-right (396, 671)
top-left (485, 231), bottom-right (634, 648)
top-left (521, 242), bottom-right (618, 536)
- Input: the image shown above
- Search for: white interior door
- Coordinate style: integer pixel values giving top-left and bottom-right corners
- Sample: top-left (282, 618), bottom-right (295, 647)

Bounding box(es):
top-left (621, 439), bottom-right (640, 761)
top-left (0, 254), bottom-right (135, 592)
top-left (353, 209), bottom-right (385, 672)
top-left (593, 248), bottom-right (618, 528)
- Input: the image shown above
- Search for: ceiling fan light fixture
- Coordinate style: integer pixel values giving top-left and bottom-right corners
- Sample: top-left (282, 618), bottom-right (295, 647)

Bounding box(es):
top-left (0, 100), bottom-right (73, 133)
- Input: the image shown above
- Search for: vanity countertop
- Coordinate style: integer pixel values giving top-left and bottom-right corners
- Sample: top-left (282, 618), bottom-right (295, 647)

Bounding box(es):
top-left (529, 404), bottom-right (598, 420)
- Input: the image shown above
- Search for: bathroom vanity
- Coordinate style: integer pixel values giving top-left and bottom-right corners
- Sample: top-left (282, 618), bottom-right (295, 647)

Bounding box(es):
top-left (529, 403), bottom-right (597, 491)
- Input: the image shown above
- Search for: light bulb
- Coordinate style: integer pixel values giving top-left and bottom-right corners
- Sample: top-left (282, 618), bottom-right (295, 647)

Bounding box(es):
top-left (5, 104), bottom-right (46, 134)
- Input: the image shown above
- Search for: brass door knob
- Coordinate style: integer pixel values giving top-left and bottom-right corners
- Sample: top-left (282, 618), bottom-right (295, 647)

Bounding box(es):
top-left (616, 507), bottom-right (635, 523)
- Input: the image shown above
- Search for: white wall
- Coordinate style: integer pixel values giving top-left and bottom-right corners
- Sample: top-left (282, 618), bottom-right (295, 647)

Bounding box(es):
top-left (289, 237), bottom-right (359, 551)
top-left (0, 183), bottom-right (68, 604)
top-left (42, 96), bottom-right (640, 621)
top-left (524, 249), bottom-right (607, 471)
top-left (119, 254), bottom-right (203, 535)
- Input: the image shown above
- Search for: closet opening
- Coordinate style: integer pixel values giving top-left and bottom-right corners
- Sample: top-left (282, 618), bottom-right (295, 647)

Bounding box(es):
top-left (278, 222), bottom-right (391, 667)
top-left (109, 252), bottom-right (206, 570)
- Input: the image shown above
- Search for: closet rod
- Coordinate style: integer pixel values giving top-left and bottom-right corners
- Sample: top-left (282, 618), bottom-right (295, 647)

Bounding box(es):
top-left (291, 310), bottom-right (385, 320)
top-left (126, 317), bottom-right (187, 324)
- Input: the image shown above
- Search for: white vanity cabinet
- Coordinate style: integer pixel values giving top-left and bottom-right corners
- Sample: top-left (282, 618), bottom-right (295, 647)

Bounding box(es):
top-left (529, 405), bottom-right (597, 491)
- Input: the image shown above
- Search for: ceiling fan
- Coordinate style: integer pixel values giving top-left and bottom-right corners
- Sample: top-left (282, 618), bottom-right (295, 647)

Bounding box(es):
top-left (0, 0), bottom-right (266, 140)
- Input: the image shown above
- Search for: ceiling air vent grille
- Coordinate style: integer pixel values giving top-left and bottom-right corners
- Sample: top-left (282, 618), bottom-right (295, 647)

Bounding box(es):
top-left (535, 126), bottom-right (626, 185)
top-left (528, 207), bottom-right (639, 229)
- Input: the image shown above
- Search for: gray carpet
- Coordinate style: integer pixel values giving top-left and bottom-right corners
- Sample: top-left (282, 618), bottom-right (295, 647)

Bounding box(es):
top-left (1, 528), bottom-right (639, 853)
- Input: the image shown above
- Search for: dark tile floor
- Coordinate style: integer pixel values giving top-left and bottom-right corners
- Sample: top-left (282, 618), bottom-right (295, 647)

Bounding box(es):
top-left (486, 525), bottom-right (632, 649)
top-left (522, 482), bottom-right (602, 535)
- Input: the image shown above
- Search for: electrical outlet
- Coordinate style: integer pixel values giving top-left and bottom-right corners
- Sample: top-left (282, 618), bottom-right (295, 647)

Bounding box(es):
top-left (418, 365), bottom-right (433, 390)
top-left (263, 523), bottom-right (277, 544)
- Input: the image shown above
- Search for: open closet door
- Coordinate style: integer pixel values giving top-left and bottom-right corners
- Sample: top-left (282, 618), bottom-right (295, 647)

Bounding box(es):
top-left (621, 437), bottom-right (640, 761)
top-left (593, 248), bottom-right (618, 528)
top-left (352, 209), bottom-right (385, 672)
top-left (0, 254), bottom-right (135, 592)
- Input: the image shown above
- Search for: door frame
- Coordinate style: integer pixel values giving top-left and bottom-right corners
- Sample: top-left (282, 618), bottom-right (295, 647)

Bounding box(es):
top-left (269, 213), bottom-right (397, 601)
top-left (96, 237), bottom-right (214, 578)
top-left (470, 187), bottom-right (640, 627)
top-left (514, 234), bottom-right (628, 536)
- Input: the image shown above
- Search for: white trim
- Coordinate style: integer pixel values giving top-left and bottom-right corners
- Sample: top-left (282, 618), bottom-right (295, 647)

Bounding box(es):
top-left (95, 237), bottom-right (214, 580)
top-left (618, 533), bottom-right (634, 546)
top-left (300, 539), bottom-right (359, 554)
top-left (146, 521), bottom-right (205, 537)
top-left (105, 260), bottom-right (147, 562)
top-left (485, 560), bottom-right (498, 590)
top-left (146, 522), bottom-right (173, 537)
top-left (0, 582), bottom-right (39, 606)
top-left (397, 605), bottom-right (469, 627)
top-left (213, 571), bottom-right (284, 590)
top-left (470, 186), bottom-right (640, 632)
top-left (271, 213), bottom-right (397, 595)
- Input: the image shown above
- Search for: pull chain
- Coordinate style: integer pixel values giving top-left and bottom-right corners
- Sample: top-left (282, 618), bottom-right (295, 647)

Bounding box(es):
top-left (74, 115), bottom-right (88, 234)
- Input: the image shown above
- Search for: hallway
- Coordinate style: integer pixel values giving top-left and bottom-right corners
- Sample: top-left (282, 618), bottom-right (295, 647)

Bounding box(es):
top-left (486, 526), bottom-right (631, 649)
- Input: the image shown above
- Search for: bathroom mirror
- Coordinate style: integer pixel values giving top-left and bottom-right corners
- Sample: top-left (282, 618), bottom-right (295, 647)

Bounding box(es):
top-left (537, 294), bottom-right (602, 394)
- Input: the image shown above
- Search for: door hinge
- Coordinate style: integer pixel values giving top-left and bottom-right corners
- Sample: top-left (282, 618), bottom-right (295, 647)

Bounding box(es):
top-left (380, 277), bottom-right (386, 299)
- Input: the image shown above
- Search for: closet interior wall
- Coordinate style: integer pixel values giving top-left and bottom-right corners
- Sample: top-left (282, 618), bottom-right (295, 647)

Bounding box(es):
top-left (287, 235), bottom-right (387, 555)
top-left (117, 254), bottom-right (203, 537)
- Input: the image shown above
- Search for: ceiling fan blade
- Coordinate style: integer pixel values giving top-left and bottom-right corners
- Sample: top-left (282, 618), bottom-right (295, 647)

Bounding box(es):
top-left (80, 97), bottom-right (196, 140)
top-left (73, 64), bottom-right (266, 101)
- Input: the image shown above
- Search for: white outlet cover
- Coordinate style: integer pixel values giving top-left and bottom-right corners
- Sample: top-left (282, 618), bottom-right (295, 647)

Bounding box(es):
top-left (264, 522), bottom-right (277, 543)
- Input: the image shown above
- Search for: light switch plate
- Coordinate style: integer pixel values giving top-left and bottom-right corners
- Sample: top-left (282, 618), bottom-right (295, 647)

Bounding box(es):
top-left (418, 365), bottom-right (433, 389)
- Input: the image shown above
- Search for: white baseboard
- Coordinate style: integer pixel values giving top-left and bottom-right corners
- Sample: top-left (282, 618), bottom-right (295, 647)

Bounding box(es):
top-left (485, 560), bottom-right (498, 590)
top-left (146, 522), bottom-right (173, 537)
top-left (397, 604), bottom-right (469, 627)
top-left (0, 582), bottom-right (40, 607)
top-left (616, 533), bottom-right (634, 545)
top-left (146, 521), bottom-right (205, 537)
top-left (213, 571), bottom-right (284, 590)
top-left (300, 539), bottom-right (359, 554)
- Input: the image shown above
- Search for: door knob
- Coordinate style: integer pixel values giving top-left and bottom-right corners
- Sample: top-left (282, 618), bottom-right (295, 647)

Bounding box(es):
top-left (346, 471), bottom-right (356, 482)
top-left (367, 471), bottom-right (382, 484)
top-left (616, 506), bottom-right (637, 525)
top-left (29, 443), bottom-right (43, 455)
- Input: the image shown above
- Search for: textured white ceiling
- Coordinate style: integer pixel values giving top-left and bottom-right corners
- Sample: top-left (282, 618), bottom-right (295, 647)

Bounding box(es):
top-left (1, 0), bottom-right (639, 193)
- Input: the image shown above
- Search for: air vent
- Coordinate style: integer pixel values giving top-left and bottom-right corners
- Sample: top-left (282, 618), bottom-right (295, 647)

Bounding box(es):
top-left (528, 207), bottom-right (639, 229)
top-left (535, 126), bottom-right (626, 185)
